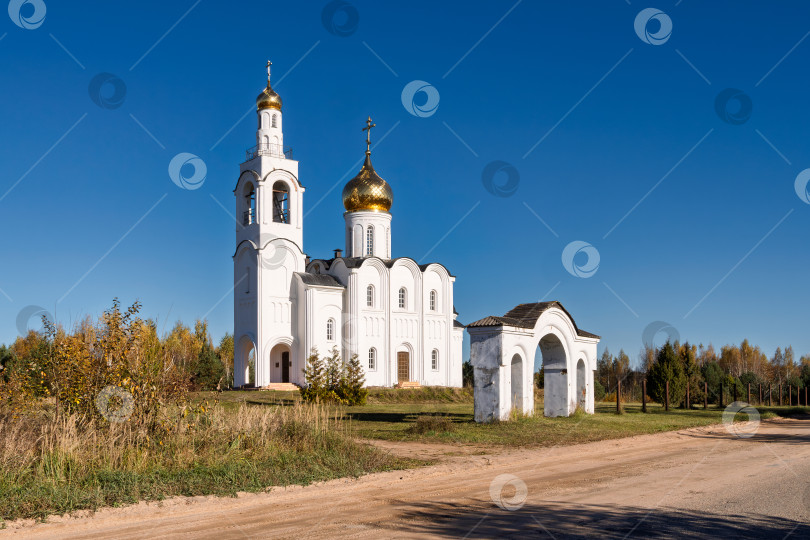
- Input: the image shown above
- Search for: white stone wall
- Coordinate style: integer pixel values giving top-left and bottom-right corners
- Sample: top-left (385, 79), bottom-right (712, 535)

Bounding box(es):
top-left (344, 211), bottom-right (392, 258)
top-left (304, 257), bottom-right (461, 388)
top-left (468, 306), bottom-right (599, 422)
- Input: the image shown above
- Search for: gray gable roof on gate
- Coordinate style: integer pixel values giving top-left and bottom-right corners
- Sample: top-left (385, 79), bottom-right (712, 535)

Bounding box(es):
top-left (467, 301), bottom-right (600, 339)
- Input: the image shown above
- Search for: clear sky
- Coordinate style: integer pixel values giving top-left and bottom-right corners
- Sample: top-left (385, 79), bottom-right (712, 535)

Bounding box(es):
top-left (2, 0), bottom-right (809, 366)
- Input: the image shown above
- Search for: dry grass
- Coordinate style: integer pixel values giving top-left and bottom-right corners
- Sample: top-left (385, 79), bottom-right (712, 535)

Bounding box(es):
top-left (0, 402), bottom-right (410, 523)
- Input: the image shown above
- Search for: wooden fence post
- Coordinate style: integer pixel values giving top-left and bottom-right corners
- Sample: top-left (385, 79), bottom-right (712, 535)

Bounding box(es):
top-left (733, 384), bottom-right (737, 404)
top-left (747, 383), bottom-right (751, 404)
top-left (759, 384), bottom-right (762, 405)
top-left (686, 383), bottom-right (690, 410)
top-left (719, 382), bottom-right (724, 408)
top-left (779, 383), bottom-right (782, 406)
top-left (789, 385), bottom-right (792, 406)
top-left (617, 379), bottom-right (621, 413)
top-left (703, 381), bottom-right (709, 410)
top-left (769, 385), bottom-right (772, 407)
top-left (642, 380), bottom-right (647, 413)
top-left (665, 380), bottom-right (670, 412)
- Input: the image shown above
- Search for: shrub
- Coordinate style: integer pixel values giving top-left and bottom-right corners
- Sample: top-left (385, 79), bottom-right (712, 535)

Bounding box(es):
top-left (405, 414), bottom-right (455, 434)
top-left (0, 300), bottom-right (187, 431)
top-left (300, 347), bottom-right (367, 405)
top-left (593, 379), bottom-right (606, 401)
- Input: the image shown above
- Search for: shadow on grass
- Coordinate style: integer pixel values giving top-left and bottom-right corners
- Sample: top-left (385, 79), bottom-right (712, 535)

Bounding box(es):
top-left (387, 500), bottom-right (809, 539)
top-left (345, 411), bottom-right (472, 424)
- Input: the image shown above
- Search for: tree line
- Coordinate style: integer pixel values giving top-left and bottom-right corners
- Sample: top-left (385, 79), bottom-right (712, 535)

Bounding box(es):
top-left (596, 339), bottom-right (810, 406)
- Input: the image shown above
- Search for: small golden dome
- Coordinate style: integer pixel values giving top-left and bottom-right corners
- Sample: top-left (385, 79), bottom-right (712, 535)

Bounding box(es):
top-left (256, 83), bottom-right (282, 111)
top-left (342, 152), bottom-right (393, 213)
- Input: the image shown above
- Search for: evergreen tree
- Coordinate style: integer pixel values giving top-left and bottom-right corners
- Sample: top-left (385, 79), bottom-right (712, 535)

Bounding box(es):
top-left (462, 360), bottom-right (474, 387)
top-left (300, 349), bottom-right (324, 402)
top-left (194, 342), bottom-right (225, 390)
top-left (343, 353), bottom-right (368, 405)
top-left (646, 341), bottom-right (687, 407)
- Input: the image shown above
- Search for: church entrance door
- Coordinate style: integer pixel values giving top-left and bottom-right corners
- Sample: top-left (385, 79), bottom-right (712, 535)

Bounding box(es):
top-left (397, 352), bottom-right (409, 383)
top-left (281, 351), bottom-right (290, 383)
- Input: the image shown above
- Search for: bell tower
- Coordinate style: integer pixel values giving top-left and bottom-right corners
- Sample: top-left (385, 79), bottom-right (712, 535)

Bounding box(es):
top-left (233, 62), bottom-right (305, 388)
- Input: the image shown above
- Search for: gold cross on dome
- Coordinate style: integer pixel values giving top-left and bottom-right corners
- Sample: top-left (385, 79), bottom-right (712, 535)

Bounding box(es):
top-left (362, 116), bottom-right (376, 153)
top-left (266, 60), bottom-right (272, 82)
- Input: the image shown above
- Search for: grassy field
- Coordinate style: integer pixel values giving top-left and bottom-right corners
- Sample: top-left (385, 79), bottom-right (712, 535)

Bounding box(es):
top-left (0, 402), bottom-right (415, 523)
top-left (196, 389), bottom-right (808, 447)
top-left (3, 387), bottom-right (805, 524)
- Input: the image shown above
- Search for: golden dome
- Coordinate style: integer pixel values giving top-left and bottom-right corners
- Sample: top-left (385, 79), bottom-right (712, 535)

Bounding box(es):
top-left (342, 152), bottom-right (393, 212)
top-left (256, 83), bottom-right (282, 111)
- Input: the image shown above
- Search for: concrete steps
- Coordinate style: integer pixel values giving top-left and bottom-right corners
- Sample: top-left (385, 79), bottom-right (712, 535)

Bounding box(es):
top-left (261, 383), bottom-right (300, 392)
top-left (396, 381), bottom-right (422, 389)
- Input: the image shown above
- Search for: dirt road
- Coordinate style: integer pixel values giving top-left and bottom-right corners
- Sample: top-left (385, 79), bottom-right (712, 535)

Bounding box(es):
top-left (5, 417), bottom-right (810, 539)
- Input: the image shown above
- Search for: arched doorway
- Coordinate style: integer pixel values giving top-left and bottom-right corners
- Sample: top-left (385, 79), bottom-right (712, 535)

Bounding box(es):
top-left (576, 359), bottom-right (587, 409)
top-left (237, 337), bottom-right (256, 388)
top-left (539, 333), bottom-right (568, 417)
top-left (510, 354), bottom-right (524, 412)
top-left (270, 343), bottom-right (292, 383)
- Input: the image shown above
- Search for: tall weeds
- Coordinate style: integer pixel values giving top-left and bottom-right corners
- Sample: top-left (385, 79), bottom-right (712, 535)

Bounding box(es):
top-left (0, 402), bottom-right (401, 522)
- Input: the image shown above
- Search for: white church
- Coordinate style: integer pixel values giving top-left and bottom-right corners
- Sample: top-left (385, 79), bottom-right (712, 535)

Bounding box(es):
top-left (233, 65), bottom-right (464, 389)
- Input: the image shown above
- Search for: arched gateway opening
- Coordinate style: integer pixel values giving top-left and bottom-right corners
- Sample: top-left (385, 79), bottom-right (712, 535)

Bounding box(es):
top-left (539, 334), bottom-right (569, 417)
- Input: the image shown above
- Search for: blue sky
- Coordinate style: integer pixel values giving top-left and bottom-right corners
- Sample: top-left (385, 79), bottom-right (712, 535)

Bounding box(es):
top-left (2, 0), bottom-right (809, 366)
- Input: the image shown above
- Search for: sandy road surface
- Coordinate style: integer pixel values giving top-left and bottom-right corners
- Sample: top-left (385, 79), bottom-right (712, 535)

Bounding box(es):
top-left (5, 417), bottom-right (810, 539)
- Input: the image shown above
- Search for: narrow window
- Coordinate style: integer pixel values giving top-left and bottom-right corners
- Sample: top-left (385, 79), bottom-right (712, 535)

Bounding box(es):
top-left (327, 318), bottom-right (335, 341)
top-left (244, 183), bottom-right (256, 225)
top-left (271, 114), bottom-right (278, 128)
top-left (429, 290), bottom-right (437, 311)
top-left (366, 285), bottom-right (374, 307)
top-left (398, 287), bottom-right (406, 309)
top-left (368, 348), bottom-right (376, 370)
top-left (272, 181), bottom-right (290, 224)
top-left (366, 226), bottom-right (374, 256)
top-left (432, 349), bottom-right (439, 370)
top-left (245, 267), bottom-right (250, 294)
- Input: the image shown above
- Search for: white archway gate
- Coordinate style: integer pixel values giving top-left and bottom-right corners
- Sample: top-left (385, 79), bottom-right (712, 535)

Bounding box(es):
top-left (467, 302), bottom-right (600, 422)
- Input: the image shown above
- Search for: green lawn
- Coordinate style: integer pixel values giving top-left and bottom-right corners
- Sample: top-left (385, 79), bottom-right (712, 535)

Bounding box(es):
top-left (197, 389), bottom-right (809, 448)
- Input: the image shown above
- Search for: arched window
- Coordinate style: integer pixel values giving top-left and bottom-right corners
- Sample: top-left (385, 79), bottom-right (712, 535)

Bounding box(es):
top-left (272, 181), bottom-right (290, 224)
top-left (368, 348), bottom-right (376, 370)
top-left (431, 349), bottom-right (439, 370)
top-left (429, 290), bottom-right (437, 311)
top-left (271, 114), bottom-right (278, 128)
top-left (326, 318), bottom-right (335, 341)
top-left (366, 226), bottom-right (374, 256)
top-left (243, 183), bottom-right (256, 225)
top-left (366, 285), bottom-right (374, 307)
top-left (398, 287), bottom-right (406, 309)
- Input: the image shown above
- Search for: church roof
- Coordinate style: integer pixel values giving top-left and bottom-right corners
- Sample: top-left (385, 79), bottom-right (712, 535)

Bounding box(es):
top-left (453, 319), bottom-right (465, 329)
top-left (295, 272), bottom-right (345, 288)
top-left (313, 256), bottom-right (456, 278)
top-left (467, 301), bottom-right (600, 339)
